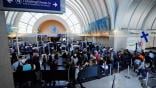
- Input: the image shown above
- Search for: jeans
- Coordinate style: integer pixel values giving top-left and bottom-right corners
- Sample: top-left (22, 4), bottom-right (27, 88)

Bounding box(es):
top-left (138, 69), bottom-right (147, 79)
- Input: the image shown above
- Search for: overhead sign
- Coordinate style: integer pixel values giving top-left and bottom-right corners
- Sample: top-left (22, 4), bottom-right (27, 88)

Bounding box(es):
top-left (87, 17), bottom-right (110, 32)
top-left (0, 0), bottom-right (65, 14)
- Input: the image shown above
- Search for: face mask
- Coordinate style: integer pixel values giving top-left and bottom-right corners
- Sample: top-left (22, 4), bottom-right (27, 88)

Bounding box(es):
top-left (74, 54), bottom-right (76, 57)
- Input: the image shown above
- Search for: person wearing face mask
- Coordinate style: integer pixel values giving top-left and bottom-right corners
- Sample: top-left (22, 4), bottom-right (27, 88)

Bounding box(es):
top-left (72, 54), bottom-right (78, 65)
top-left (42, 54), bottom-right (47, 70)
top-left (137, 54), bottom-right (147, 80)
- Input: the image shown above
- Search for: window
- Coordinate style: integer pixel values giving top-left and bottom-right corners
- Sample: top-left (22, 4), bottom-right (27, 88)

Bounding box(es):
top-left (18, 8), bottom-right (81, 34)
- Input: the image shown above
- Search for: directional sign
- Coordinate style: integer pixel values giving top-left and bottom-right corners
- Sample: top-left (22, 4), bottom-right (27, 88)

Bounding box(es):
top-left (0, 0), bottom-right (65, 14)
top-left (141, 31), bottom-right (149, 42)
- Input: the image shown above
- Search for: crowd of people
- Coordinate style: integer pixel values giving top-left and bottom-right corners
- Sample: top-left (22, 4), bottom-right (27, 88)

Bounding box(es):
top-left (9, 40), bottom-right (156, 88)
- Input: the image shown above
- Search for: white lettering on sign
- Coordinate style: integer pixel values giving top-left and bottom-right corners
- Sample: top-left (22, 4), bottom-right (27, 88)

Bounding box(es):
top-left (6, 0), bottom-right (13, 3)
top-left (26, 1), bottom-right (51, 7)
top-left (15, 0), bottom-right (22, 4)
top-left (10, 0), bottom-right (54, 7)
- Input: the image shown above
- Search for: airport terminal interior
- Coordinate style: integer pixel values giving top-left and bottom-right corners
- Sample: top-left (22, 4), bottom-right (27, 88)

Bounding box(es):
top-left (1, 0), bottom-right (156, 88)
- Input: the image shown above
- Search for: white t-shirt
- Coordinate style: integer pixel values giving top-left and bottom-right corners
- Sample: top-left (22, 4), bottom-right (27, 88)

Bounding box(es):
top-left (72, 57), bottom-right (78, 65)
top-left (102, 63), bottom-right (108, 70)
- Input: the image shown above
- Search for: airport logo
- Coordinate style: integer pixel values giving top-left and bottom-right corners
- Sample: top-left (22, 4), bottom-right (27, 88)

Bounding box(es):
top-left (49, 26), bottom-right (57, 33)
top-left (141, 31), bottom-right (149, 42)
top-left (6, 0), bottom-right (13, 3)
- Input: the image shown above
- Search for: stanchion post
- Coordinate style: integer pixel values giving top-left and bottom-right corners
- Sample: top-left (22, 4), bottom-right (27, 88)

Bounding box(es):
top-left (125, 65), bottom-right (130, 79)
top-left (12, 27), bottom-right (20, 55)
top-left (131, 58), bottom-right (133, 67)
top-left (146, 72), bottom-right (149, 87)
top-left (128, 65), bottom-right (130, 77)
top-left (118, 62), bottom-right (119, 73)
top-left (48, 42), bottom-right (50, 54)
top-left (36, 34), bottom-right (39, 48)
top-left (112, 75), bottom-right (116, 88)
top-left (110, 64), bottom-right (112, 75)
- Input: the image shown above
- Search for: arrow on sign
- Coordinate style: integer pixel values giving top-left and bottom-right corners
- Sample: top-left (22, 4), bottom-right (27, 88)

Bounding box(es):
top-left (53, 2), bottom-right (58, 7)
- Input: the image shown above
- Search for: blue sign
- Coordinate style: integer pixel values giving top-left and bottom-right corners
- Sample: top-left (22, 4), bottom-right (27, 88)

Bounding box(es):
top-left (87, 17), bottom-right (110, 32)
top-left (0, 0), bottom-right (65, 14)
top-left (141, 31), bottom-right (149, 42)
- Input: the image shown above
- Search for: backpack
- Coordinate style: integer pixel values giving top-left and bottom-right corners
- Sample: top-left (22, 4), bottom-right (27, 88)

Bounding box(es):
top-left (16, 63), bottom-right (23, 72)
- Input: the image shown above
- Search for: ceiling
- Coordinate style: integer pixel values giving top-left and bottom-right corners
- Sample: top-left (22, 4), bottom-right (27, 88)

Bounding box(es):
top-left (116, 0), bottom-right (156, 30)
top-left (4, 0), bottom-right (156, 34)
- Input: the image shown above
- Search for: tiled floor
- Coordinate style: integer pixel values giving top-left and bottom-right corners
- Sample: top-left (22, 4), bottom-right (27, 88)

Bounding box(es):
top-left (78, 69), bottom-right (142, 88)
top-left (114, 70), bottom-right (142, 88)
top-left (147, 73), bottom-right (156, 88)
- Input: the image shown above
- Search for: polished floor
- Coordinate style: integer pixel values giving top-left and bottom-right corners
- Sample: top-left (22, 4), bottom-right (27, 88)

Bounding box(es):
top-left (76, 69), bottom-right (142, 88)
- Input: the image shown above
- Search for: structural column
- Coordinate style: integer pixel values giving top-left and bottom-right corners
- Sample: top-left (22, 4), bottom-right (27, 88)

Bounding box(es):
top-left (92, 36), bottom-right (96, 43)
top-left (109, 30), bottom-right (128, 51)
top-left (0, 11), bottom-right (14, 88)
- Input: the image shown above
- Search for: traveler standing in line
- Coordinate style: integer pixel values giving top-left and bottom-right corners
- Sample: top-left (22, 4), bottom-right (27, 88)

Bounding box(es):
top-left (42, 54), bottom-right (47, 70)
